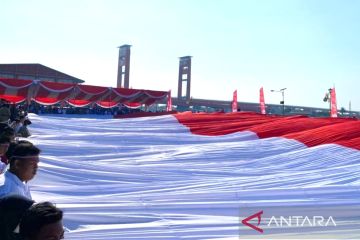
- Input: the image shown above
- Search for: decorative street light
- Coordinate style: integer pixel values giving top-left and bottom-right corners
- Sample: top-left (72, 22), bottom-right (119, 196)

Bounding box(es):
top-left (271, 88), bottom-right (287, 115)
top-left (323, 88), bottom-right (332, 116)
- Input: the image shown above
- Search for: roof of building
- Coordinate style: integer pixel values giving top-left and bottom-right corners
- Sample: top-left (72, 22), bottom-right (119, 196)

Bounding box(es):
top-left (0, 63), bottom-right (85, 83)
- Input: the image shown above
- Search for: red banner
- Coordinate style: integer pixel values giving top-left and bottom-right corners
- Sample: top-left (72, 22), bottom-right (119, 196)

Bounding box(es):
top-left (330, 88), bottom-right (337, 118)
top-left (259, 87), bottom-right (266, 114)
top-left (166, 90), bottom-right (172, 112)
top-left (232, 90), bottom-right (237, 112)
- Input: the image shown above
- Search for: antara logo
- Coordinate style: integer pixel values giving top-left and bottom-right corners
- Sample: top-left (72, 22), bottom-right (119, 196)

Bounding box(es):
top-left (241, 210), bottom-right (264, 233)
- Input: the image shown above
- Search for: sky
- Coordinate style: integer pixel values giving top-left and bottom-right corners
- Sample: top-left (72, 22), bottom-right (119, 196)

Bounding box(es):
top-left (1, 0), bottom-right (360, 110)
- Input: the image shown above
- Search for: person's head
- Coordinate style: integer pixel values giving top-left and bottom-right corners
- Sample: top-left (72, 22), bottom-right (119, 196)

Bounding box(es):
top-left (20, 202), bottom-right (64, 240)
top-left (0, 135), bottom-right (11, 156)
top-left (9, 142), bottom-right (40, 182)
top-left (0, 195), bottom-right (35, 240)
top-left (6, 140), bottom-right (33, 160)
top-left (1, 126), bottom-right (16, 142)
top-left (24, 119), bottom-right (32, 126)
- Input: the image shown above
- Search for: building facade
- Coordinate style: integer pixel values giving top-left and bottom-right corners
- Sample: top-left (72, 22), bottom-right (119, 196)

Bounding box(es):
top-left (0, 64), bottom-right (84, 84)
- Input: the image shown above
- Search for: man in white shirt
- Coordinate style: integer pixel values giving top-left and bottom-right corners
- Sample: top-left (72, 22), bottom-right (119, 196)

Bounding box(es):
top-left (0, 142), bottom-right (40, 200)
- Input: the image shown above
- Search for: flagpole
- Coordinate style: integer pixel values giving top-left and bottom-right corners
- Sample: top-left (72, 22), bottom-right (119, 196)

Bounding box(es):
top-left (327, 88), bottom-right (332, 116)
top-left (349, 101), bottom-right (351, 112)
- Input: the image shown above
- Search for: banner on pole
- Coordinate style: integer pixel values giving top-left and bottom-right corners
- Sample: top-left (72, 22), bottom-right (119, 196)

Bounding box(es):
top-left (232, 90), bottom-right (238, 113)
top-left (260, 87), bottom-right (266, 114)
top-left (330, 88), bottom-right (337, 118)
top-left (166, 90), bottom-right (172, 112)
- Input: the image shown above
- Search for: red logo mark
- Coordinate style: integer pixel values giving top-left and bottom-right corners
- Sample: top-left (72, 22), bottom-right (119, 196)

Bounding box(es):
top-left (241, 210), bottom-right (264, 233)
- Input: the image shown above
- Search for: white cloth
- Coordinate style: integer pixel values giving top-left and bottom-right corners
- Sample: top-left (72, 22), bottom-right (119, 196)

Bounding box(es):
top-left (0, 171), bottom-right (32, 199)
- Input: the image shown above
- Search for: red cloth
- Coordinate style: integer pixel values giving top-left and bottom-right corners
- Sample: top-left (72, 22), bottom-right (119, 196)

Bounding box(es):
top-left (174, 112), bottom-right (360, 151)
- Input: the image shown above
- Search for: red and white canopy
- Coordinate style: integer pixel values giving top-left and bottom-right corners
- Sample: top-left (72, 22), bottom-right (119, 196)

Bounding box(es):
top-left (0, 78), bottom-right (33, 104)
top-left (0, 78), bottom-right (168, 107)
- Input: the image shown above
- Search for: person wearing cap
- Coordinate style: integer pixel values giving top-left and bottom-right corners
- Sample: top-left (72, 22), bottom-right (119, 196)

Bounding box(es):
top-left (0, 142), bottom-right (40, 199)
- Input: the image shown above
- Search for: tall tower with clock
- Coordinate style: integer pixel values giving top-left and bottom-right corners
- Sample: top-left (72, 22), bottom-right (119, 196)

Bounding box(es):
top-left (117, 44), bottom-right (131, 88)
top-left (177, 56), bottom-right (192, 102)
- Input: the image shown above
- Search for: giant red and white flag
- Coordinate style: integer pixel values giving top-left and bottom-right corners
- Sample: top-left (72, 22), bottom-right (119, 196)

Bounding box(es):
top-left (9, 112), bottom-right (359, 239)
top-left (259, 87), bottom-right (266, 114)
top-left (330, 87), bottom-right (338, 117)
top-left (232, 90), bottom-right (238, 112)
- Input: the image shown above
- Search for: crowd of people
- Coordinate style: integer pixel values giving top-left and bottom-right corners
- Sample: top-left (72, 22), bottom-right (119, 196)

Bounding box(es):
top-left (0, 99), bottom-right (64, 239)
top-left (0, 100), bottom-right (32, 138)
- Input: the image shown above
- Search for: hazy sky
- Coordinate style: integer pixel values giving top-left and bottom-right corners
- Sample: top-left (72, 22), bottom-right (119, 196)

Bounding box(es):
top-left (1, 0), bottom-right (360, 110)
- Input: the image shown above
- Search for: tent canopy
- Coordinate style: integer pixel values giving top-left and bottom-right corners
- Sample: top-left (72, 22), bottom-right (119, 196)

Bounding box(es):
top-left (0, 78), bottom-right (168, 108)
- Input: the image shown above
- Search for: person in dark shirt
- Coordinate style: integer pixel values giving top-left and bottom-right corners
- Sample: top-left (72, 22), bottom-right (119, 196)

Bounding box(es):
top-left (0, 195), bottom-right (35, 240)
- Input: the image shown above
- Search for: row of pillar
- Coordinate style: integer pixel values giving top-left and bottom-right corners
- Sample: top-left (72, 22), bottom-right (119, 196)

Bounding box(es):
top-left (116, 45), bottom-right (191, 102)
